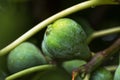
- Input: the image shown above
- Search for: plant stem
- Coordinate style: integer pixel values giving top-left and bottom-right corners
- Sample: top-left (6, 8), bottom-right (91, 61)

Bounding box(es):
top-left (104, 65), bottom-right (118, 71)
top-left (87, 27), bottom-right (120, 44)
top-left (5, 64), bottom-right (55, 80)
top-left (0, 0), bottom-right (118, 56)
top-left (73, 38), bottom-right (120, 80)
top-left (83, 74), bottom-right (90, 80)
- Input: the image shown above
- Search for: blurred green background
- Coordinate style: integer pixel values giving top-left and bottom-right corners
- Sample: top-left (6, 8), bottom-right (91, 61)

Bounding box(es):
top-left (0, 0), bottom-right (120, 50)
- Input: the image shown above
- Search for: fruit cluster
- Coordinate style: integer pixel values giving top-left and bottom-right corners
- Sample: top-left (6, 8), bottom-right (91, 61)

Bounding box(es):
top-left (1, 18), bottom-right (119, 80)
top-left (0, 0), bottom-right (120, 80)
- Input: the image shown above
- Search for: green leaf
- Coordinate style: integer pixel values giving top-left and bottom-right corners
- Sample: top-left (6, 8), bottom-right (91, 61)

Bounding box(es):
top-left (114, 65), bottom-right (120, 80)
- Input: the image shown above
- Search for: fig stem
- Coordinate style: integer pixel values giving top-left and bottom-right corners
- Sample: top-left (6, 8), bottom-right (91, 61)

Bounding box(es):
top-left (73, 38), bottom-right (120, 80)
top-left (87, 27), bottom-right (120, 44)
top-left (5, 65), bottom-right (55, 80)
top-left (0, 0), bottom-right (118, 57)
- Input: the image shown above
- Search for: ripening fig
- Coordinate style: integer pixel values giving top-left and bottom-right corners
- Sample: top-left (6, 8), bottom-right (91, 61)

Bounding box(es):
top-left (42, 18), bottom-right (91, 60)
top-left (7, 42), bottom-right (47, 73)
top-left (90, 67), bottom-right (113, 80)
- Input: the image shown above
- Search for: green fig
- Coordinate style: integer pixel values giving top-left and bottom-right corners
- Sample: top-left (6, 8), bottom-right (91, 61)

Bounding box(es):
top-left (72, 17), bottom-right (94, 37)
top-left (62, 59), bottom-right (86, 80)
top-left (62, 59), bottom-right (86, 74)
top-left (32, 67), bottom-right (71, 80)
top-left (114, 65), bottom-right (120, 80)
top-left (42, 18), bottom-right (91, 60)
top-left (7, 42), bottom-right (47, 73)
top-left (90, 67), bottom-right (113, 80)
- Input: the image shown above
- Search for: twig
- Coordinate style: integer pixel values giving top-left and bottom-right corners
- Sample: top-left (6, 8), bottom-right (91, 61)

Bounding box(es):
top-left (5, 65), bottom-right (55, 80)
top-left (73, 38), bottom-right (120, 80)
top-left (87, 27), bottom-right (120, 44)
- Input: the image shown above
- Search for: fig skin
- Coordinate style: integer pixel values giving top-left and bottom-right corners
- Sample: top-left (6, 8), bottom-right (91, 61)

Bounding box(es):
top-left (90, 68), bottom-right (113, 80)
top-left (62, 59), bottom-right (86, 74)
top-left (62, 59), bottom-right (86, 80)
top-left (42, 18), bottom-right (91, 60)
top-left (73, 17), bottom-right (94, 37)
top-left (32, 67), bottom-right (71, 80)
top-left (7, 42), bottom-right (47, 73)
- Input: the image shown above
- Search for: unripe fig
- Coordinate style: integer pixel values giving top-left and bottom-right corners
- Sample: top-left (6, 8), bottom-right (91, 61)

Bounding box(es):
top-left (114, 65), bottom-right (120, 80)
top-left (73, 17), bottom-right (94, 37)
top-left (32, 67), bottom-right (71, 80)
top-left (42, 18), bottom-right (91, 60)
top-left (90, 67), bottom-right (113, 80)
top-left (7, 42), bottom-right (47, 73)
top-left (62, 59), bottom-right (86, 80)
top-left (62, 59), bottom-right (86, 74)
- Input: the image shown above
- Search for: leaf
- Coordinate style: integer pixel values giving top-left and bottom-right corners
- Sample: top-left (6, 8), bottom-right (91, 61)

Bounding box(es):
top-left (114, 65), bottom-right (120, 80)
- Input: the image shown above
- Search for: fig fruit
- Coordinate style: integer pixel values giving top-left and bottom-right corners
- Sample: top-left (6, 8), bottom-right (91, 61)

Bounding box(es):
top-left (62, 59), bottom-right (86, 74)
top-left (7, 42), bottom-right (47, 73)
top-left (73, 17), bottom-right (94, 37)
top-left (90, 67), bottom-right (113, 80)
top-left (114, 65), bottom-right (120, 80)
top-left (42, 18), bottom-right (91, 60)
top-left (62, 59), bottom-right (86, 80)
top-left (32, 67), bottom-right (71, 80)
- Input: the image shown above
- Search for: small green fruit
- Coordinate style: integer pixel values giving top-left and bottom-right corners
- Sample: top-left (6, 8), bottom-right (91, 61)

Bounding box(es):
top-left (62, 59), bottom-right (86, 74)
top-left (114, 65), bottom-right (120, 80)
top-left (32, 67), bottom-right (71, 80)
top-left (90, 67), bottom-right (113, 80)
top-left (73, 17), bottom-right (94, 37)
top-left (62, 59), bottom-right (86, 80)
top-left (42, 18), bottom-right (91, 60)
top-left (7, 42), bottom-right (47, 73)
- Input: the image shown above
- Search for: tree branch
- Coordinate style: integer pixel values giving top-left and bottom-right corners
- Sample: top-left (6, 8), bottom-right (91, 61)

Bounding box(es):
top-left (72, 37), bottom-right (120, 80)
